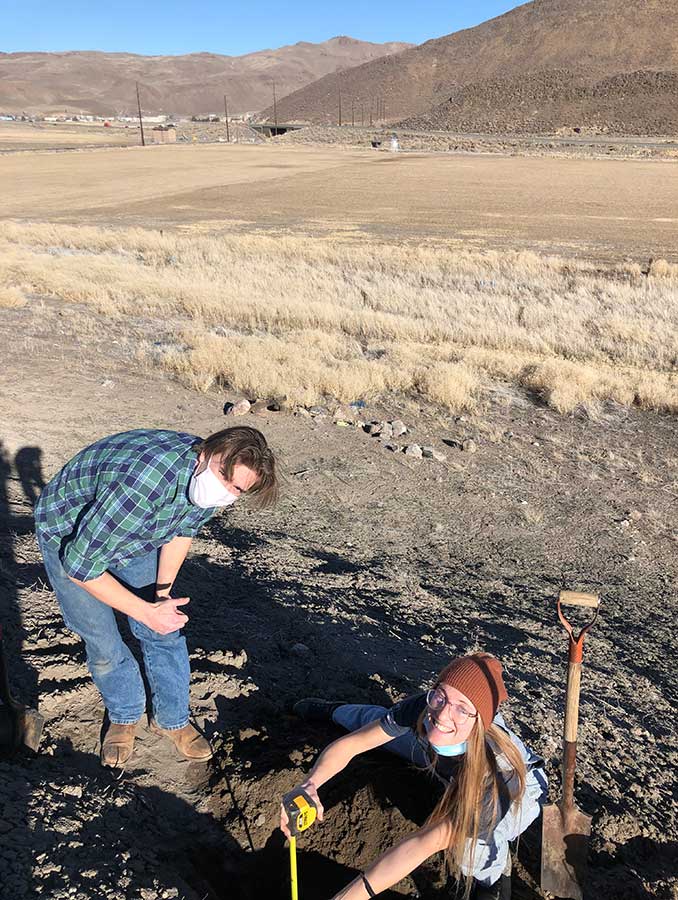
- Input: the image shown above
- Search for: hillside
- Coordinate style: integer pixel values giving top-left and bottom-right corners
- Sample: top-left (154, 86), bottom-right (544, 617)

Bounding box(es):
top-left (0, 37), bottom-right (412, 117)
top-left (259, 0), bottom-right (678, 131)
top-left (400, 69), bottom-right (678, 136)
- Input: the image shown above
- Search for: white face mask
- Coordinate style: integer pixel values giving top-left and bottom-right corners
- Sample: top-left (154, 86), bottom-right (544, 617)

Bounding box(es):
top-left (189, 461), bottom-right (239, 508)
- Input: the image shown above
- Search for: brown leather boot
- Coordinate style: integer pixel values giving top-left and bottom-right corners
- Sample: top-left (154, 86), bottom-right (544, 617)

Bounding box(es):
top-left (150, 721), bottom-right (213, 761)
top-left (101, 722), bottom-right (137, 767)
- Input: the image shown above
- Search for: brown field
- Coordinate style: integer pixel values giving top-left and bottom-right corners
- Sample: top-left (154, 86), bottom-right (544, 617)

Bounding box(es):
top-left (0, 120), bottom-right (135, 150)
top-left (2, 143), bottom-right (677, 261)
top-left (2, 144), bottom-right (677, 413)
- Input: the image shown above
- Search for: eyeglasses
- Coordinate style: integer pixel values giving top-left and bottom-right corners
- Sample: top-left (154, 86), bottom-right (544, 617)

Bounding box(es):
top-left (426, 686), bottom-right (478, 724)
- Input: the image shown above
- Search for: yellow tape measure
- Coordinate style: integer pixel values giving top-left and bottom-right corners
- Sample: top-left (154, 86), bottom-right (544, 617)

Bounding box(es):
top-left (283, 787), bottom-right (317, 837)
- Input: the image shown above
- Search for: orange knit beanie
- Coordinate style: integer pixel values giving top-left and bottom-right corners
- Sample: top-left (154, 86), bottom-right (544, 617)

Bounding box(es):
top-left (437, 653), bottom-right (508, 729)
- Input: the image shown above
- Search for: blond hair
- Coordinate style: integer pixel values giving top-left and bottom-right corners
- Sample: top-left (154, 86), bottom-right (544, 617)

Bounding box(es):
top-left (417, 710), bottom-right (526, 898)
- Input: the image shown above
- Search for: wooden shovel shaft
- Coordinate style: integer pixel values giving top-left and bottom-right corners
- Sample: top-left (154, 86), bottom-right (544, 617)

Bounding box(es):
top-left (564, 660), bottom-right (582, 743)
top-left (562, 656), bottom-right (582, 811)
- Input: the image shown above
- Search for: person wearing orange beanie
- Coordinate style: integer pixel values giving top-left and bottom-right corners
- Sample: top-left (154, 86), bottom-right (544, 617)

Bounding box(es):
top-left (282, 653), bottom-right (547, 900)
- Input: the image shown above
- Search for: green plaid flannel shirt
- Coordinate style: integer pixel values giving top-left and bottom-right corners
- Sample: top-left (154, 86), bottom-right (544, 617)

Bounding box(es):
top-left (35, 429), bottom-right (214, 581)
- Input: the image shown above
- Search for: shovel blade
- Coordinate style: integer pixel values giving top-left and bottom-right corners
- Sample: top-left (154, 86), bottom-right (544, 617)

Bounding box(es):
top-left (541, 802), bottom-right (592, 900)
top-left (20, 707), bottom-right (45, 752)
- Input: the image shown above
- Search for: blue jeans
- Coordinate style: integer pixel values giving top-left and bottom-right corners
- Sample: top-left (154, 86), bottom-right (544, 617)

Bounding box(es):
top-left (332, 704), bottom-right (546, 886)
top-left (37, 536), bottom-right (190, 730)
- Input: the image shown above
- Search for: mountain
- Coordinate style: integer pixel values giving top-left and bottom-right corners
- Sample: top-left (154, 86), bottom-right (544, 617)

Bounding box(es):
top-left (0, 37), bottom-right (412, 117)
top-left (259, 0), bottom-right (678, 131)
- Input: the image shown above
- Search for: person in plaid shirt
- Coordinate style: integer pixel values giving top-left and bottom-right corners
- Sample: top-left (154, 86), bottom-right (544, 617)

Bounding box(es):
top-left (35, 426), bottom-right (278, 767)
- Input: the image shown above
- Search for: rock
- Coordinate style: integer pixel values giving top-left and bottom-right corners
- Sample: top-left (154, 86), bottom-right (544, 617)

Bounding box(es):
top-left (379, 422), bottom-right (393, 439)
top-left (239, 727), bottom-right (262, 741)
top-left (62, 784), bottom-right (83, 798)
top-left (207, 648), bottom-right (247, 668)
top-left (365, 421), bottom-right (383, 436)
top-left (290, 642), bottom-right (312, 658)
top-left (294, 406), bottom-right (311, 418)
top-left (255, 814), bottom-right (266, 827)
top-left (249, 400), bottom-right (270, 416)
top-left (384, 442), bottom-right (401, 452)
top-left (224, 398), bottom-right (251, 416)
top-left (421, 446), bottom-right (447, 462)
top-left (267, 398), bottom-right (288, 412)
top-left (404, 444), bottom-right (423, 459)
top-left (462, 439), bottom-right (477, 454)
top-left (308, 406), bottom-right (328, 417)
top-left (332, 405), bottom-right (359, 424)
top-left (390, 419), bottom-right (407, 437)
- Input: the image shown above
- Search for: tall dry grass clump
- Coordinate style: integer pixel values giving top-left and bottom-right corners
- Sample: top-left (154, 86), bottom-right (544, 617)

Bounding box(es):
top-left (0, 285), bottom-right (27, 308)
top-left (0, 221), bottom-right (676, 413)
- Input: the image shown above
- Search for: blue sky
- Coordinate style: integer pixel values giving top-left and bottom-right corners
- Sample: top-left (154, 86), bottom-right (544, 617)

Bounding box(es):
top-left (2, 1), bottom-right (526, 55)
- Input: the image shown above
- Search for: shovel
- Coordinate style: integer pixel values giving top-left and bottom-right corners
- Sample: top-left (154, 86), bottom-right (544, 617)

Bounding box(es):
top-left (541, 589), bottom-right (599, 900)
top-left (0, 625), bottom-right (44, 753)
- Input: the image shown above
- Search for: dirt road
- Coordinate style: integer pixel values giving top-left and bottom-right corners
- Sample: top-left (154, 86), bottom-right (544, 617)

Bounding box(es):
top-left (2, 143), bottom-right (677, 261)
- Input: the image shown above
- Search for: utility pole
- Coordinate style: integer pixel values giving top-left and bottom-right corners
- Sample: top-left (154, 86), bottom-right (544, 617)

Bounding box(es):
top-left (136, 81), bottom-right (145, 146)
top-left (272, 80), bottom-right (278, 133)
top-left (223, 94), bottom-right (230, 143)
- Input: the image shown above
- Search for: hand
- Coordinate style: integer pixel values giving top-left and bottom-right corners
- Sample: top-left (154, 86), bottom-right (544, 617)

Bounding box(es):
top-left (141, 597), bottom-right (190, 634)
top-left (279, 780), bottom-right (324, 839)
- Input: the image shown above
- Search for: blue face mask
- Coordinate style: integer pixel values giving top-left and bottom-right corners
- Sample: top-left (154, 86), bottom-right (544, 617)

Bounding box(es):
top-left (424, 716), bottom-right (467, 757)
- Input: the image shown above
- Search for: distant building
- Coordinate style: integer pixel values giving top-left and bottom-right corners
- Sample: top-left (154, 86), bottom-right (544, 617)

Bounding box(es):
top-left (151, 124), bottom-right (177, 143)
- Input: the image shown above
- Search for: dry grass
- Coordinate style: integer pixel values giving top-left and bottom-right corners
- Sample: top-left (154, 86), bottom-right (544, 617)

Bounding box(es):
top-left (1, 221), bottom-right (676, 413)
top-left (0, 285), bottom-right (27, 308)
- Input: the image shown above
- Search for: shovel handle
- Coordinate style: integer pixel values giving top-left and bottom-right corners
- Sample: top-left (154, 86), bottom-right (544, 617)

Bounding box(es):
top-left (557, 591), bottom-right (599, 663)
top-left (557, 590), bottom-right (600, 811)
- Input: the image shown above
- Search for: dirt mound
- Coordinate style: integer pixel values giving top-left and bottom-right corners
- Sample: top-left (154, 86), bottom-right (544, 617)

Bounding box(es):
top-left (260, 0), bottom-right (678, 129)
top-left (399, 69), bottom-right (678, 135)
